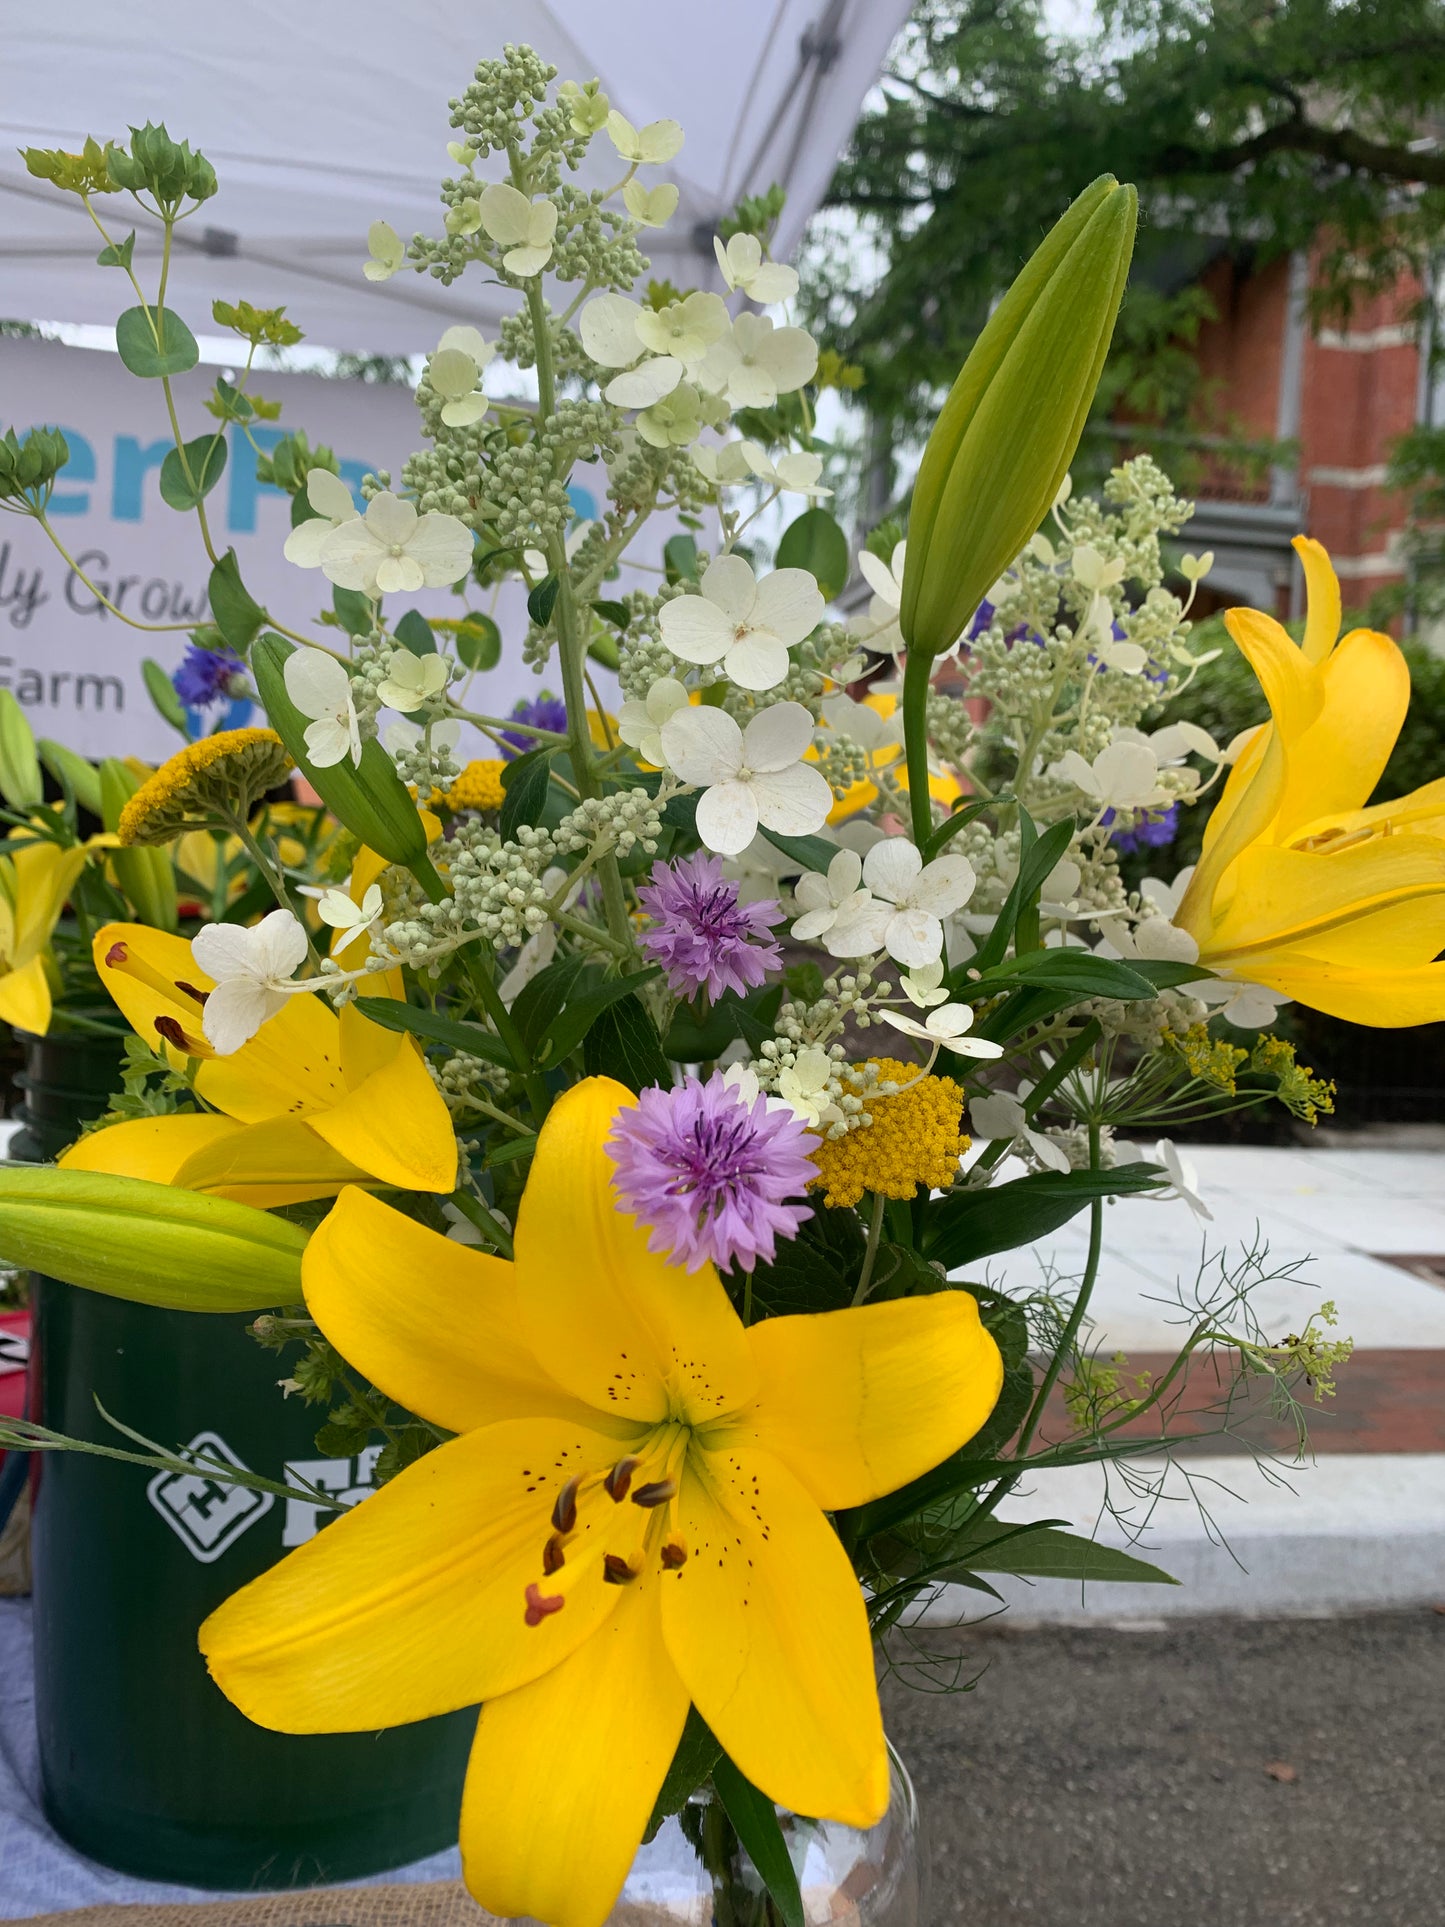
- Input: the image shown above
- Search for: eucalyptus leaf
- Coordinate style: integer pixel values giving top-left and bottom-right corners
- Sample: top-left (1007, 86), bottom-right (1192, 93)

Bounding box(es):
top-left (775, 506), bottom-right (849, 600)
top-left (114, 305), bottom-right (199, 377)
top-left (394, 609), bottom-right (436, 657)
top-left (141, 659), bottom-right (189, 737)
top-left (207, 549), bottom-right (265, 655)
top-left (456, 613), bottom-right (501, 671)
top-left (159, 434), bottom-right (227, 511)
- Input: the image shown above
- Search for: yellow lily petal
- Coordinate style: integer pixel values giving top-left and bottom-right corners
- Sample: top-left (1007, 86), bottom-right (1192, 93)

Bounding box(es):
top-left (193, 991), bottom-right (348, 1120)
top-left (172, 1115), bottom-right (374, 1207)
top-left (721, 1293), bottom-right (1003, 1511)
top-left (92, 923), bottom-right (214, 1061)
top-left (460, 1567), bottom-right (689, 1927)
top-left (515, 1078), bottom-right (757, 1427)
top-left (0, 952), bottom-right (53, 1034)
top-left (1207, 838), bottom-right (1445, 964)
top-left (200, 1416), bottom-right (625, 1733)
top-left (1229, 952), bottom-right (1445, 1027)
top-left (58, 1113), bottom-right (244, 1185)
top-left (303, 1189), bottom-right (625, 1436)
top-left (662, 1445), bottom-right (888, 1829)
top-left (8, 837), bottom-right (90, 964)
top-left (1295, 533), bottom-right (1342, 664)
top-left (308, 1026), bottom-right (457, 1193)
top-left (1292, 772), bottom-right (1445, 848)
top-left (1270, 627), bottom-right (1409, 839)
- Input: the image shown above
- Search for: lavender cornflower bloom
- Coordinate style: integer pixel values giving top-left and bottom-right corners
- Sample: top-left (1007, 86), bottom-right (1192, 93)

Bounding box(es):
top-left (499, 692), bottom-right (567, 758)
top-left (1104, 801), bottom-right (1179, 855)
top-left (173, 643), bottom-right (244, 708)
top-left (637, 853), bottom-right (783, 1002)
top-left (608, 1071), bottom-right (819, 1273)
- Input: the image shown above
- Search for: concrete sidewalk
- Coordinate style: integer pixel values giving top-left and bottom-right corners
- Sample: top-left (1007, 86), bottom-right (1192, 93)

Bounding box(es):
top-left (947, 1139), bottom-right (1445, 1621)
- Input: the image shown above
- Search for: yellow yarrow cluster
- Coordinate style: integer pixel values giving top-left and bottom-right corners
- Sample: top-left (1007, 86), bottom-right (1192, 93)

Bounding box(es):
top-left (809, 1057), bottom-right (968, 1209)
top-left (439, 758), bottom-right (507, 814)
top-left (118, 729), bottom-right (292, 847)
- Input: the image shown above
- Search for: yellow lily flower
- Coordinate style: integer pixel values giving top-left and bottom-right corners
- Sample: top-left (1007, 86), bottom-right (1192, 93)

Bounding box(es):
top-left (199, 1077), bottom-right (1002, 1927)
top-left (0, 831), bottom-right (97, 1034)
top-left (58, 923), bottom-right (456, 1205)
top-left (1176, 537), bottom-right (1445, 1026)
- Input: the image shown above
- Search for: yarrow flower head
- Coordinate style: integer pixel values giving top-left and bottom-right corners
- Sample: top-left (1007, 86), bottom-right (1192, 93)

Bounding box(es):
top-left (607, 1070), bottom-right (819, 1273)
top-left (442, 758), bottom-right (507, 813)
top-left (637, 853), bottom-right (783, 1002)
top-left (172, 642), bottom-right (245, 708)
top-left (809, 1058), bottom-right (967, 1209)
top-left (117, 728), bottom-right (291, 847)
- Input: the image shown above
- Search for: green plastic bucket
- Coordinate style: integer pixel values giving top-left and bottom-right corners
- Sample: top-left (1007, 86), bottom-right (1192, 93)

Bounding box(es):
top-left (16, 1027), bottom-right (474, 1887)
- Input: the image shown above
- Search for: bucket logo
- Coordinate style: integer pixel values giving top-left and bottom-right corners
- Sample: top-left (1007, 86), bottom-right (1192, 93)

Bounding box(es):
top-left (282, 1447), bottom-right (381, 1547)
top-left (145, 1430), bottom-right (275, 1563)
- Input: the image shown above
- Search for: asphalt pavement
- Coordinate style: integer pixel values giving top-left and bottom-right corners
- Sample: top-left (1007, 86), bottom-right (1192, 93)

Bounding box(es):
top-left (885, 1610), bottom-right (1445, 1927)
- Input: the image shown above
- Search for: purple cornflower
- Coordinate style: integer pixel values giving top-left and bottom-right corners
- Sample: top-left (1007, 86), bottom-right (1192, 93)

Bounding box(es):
top-left (637, 853), bottom-right (783, 1002)
top-left (1104, 802), bottom-right (1179, 855)
top-left (607, 1071), bottom-right (819, 1273)
top-left (173, 642), bottom-right (244, 707)
top-left (500, 692), bottom-right (568, 758)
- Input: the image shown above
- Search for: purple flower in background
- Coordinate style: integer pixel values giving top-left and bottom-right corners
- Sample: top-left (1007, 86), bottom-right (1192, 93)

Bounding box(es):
top-left (173, 643), bottom-right (244, 708)
top-left (637, 853), bottom-right (783, 1002)
top-left (1104, 802), bottom-right (1179, 855)
top-left (964, 598), bottom-right (995, 642)
top-left (500, 692), bottom-right (567, 758)
top-left (608, 1071), bottom-right (819, 1273)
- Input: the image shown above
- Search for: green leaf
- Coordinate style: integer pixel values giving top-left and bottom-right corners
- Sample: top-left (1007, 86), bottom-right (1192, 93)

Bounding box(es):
top-left (644, 1708), bottom-right (723, 1844)
top-left (867, 1243), bottom-right (951, 1300)
top-left (394, 609), bottom-right (436, 657)
top-left (456, 613), bottom-right (501, 671)
top-left (485, 1135), bottom-right (536, 1168)
top-left (963, 1287), bottom-right (1035, 1456)
top-left (158, 434), bottom-right (227, 511)
top-left (775, 506), bottom-right (849, 600)
top-left (351, 997), bottom-right (515, 1070)
top-left (712, 1755), bottom-right (804, 1927)
top-left (970, 810), bottom-right (1074, 973)
top-left (527, 575), bottom-right (559, 627)
top-left (663, 533), bottom-right (699, 584)
top-left (922, 1165), bottom-right (1168, 1272)
top-left (758, 827), bottom-right (838, 874)
top-left (537, 967), bottom-right (663, 1068)
top-left (593, 598), bottom-right (632, 629)
top-left (332, 585), bottom-right (373, 638)
top-left (511, 955), bottom-right (589, 1059)
top-left (662, 983), bottom-right (781, 1063)
top-left (975, 949), bottom-right (1158, 1001)
top-left (1132, 958), bottom-right (1215, 989)
top-left (582, 995), bottom-right (670, 1093)
top-left (96, 230), bottom-right (135, 270)
top-left (141, 659), bottom-right (190, 737)
top-left (747, 1205), bottom-right (865, 1318)
top-left (114, 304), bottom-right (199, 378)
top-left (499, 747), bottom-right (556, 842)
top-left (207, 550), bottom-right (265, 655)
top-left (922, 794), bottom-right (999, 863)
top-left (945, 1521), bottom-right (1177, 1585)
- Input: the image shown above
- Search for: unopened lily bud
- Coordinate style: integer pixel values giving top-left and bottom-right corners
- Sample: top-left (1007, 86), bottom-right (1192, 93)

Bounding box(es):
top-left (900, 176), bottom-right (1137, 661)
top-left (99, 759), bottom-right (179, 933)
top-left (0, 691), bottom-right (43, 812)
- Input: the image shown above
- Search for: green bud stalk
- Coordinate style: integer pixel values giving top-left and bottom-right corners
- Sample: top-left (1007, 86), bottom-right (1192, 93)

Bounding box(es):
top-left (99, 759), bottom-right (179, 932)
top-left (38, 740), bottom-right (103, 819)
top-left (0, 1165), bottom-right (307, 1312)
top-left (0, 691), bottom-right (44, 812)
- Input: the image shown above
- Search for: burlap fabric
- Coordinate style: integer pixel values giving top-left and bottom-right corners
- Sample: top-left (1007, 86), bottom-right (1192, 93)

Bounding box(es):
top-left (4, 1881), bottom-right (495, 1927)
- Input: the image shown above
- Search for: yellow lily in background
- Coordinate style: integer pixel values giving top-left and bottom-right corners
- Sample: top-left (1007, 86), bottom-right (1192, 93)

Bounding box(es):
top-left (0, 832), bottom-right (98, 1034)
top-left (59, 923), bottom-right (456, 1205)
top-left (1176, 536), bottom-right (1445, 1025)
top-left (199, 1077), bottom-right (1002, 1927)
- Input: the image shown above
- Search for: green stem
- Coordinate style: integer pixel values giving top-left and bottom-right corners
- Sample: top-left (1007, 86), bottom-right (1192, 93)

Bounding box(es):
top-left (852, 1191), bottom-right (888, 1305)
top-left (901, 650), bottom-right (935, 849)
top-left (447, 1186), bottom-right (515, 1258)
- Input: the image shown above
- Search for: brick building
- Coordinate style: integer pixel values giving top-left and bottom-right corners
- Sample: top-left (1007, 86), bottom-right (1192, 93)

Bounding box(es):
top-left (1182, 246), bottom-right (1428, 627)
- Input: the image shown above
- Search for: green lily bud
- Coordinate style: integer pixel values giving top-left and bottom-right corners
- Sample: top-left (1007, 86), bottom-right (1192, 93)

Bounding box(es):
top-left (900, 176), bottom-right (1137, 660)
top-left (252, 636), bottom-right (432, 876)
top-left (38, 740), bottom-right (103, 819)
top-left (0, 691), bottom-right (43, 811)
top-left (0, 1165), bottom-right (306, 1311)
top-left (99, 759), bottom-right (179, 932)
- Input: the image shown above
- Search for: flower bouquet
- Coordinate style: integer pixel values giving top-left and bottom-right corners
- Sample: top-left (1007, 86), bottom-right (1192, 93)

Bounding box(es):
top-left (3, 42), bottom-right (1440, 1926)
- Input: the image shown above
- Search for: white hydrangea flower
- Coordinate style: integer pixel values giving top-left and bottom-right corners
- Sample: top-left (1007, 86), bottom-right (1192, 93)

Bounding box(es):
top-left (623, 180), bottom-right (679, 227)
top-left (191, 910), bottom-right (308, 1054)
top-left (659, 700), bottom-right (831, 856)
top-left (659, 554), bottom-right (824, 692)
top-left (579, 293), bottom-right (649, 369)
top-left (606, 111), bottom-right (684, 164)
top-left (900, 959), bottom-right (950, 1008)
top-left (637, 382), bottom-right (704, 449)
top-left (776, 1045), bottom-right (837, 1126)
top-left (310, 883), bottom-right (384, 959)
top-left (855, 542), bottom-right (906, 654)
top-left (1195, 978), bottom-right (1290, 1028)
top-left (698, 313), bottom-right (818, 409)
top-left (284, 649), bottom-right (362, 769)
top-left (820, 693), bottom-right (903, 759)
top-left (377, 651), bottom-right (450, 713)
top-left (881, 1002), bottom-right (1004, 1061)
top-left (384, 717), bottom-right (461, 762)
top-left (969, 1089), bottom-right (1071, 1171)
top-left (791, 849), bottom-right (872, 944)
top-left (320, 492), bottom-right (474, 598)
top-left (828, 838), bottom-right (977, 969)
top-left (692, 441), bottom-right (754, 486)
top-left (607, 358), bottom-right (684, 410)
top-left (740, 442), bottom-right (831, 497)
top-left (618, 676), bottom-right (688, 766)
top-left (363, 220), bottom-right (404, 282)
top-left (282, 469), bottom-right (359, 569)
top-left (477, 183), bottom-right (558, 277)
top-left (636, 293), bottom-right (729, 365)
top-left (1151, 1138), bottom-right (1212, 1221)
top-left (1052, 741), bottom-right (1165, 811)
top-left (1128, 721), bottom-right (1223, 766)
top-left (713, 232), bottom-right (800, 305)
top-left (428, 325), bottom-right (496, 428)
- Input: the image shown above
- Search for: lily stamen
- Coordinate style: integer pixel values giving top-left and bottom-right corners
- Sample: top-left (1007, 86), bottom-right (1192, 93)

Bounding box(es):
top-left (542, 1533), bottom-right (568, 1575)
top-left (602, 1552), bottom-right (644, 1585)
top-left (603, 1456), bottom-right (641, 1502)
top-left (550, 1476), bottom-right (580, 1534)
top-left (631, 1477), bottom-right (678, 1508)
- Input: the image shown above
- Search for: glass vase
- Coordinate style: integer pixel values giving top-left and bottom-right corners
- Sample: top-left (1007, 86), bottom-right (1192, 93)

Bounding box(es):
top-left (605, 1746), bottom-right (924, 1927)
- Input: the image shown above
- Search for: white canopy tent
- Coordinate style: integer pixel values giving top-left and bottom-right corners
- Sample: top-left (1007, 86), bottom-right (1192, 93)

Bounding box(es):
top-left (1, 0), bottom-right (908, 354)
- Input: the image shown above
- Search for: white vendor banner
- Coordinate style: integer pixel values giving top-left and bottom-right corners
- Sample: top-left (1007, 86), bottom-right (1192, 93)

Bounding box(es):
top-left (0, 335), bottom-right (613, 762)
